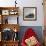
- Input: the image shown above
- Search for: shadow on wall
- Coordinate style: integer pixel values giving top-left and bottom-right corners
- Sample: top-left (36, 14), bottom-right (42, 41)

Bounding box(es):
top-left (18, 26), bottom-right (43, 44)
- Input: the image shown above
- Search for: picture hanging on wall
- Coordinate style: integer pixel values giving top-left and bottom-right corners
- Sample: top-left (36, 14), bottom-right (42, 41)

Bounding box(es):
top-left (23, 7), bottom-right (37, 21)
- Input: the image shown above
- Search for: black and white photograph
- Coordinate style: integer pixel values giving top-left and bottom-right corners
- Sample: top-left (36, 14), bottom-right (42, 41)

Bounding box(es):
top-left (23, 7), bottom-right (37, 21)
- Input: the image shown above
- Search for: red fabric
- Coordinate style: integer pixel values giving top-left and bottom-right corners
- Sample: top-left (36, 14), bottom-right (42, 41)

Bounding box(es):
top-left (21, 28), bottom-right (41, 46)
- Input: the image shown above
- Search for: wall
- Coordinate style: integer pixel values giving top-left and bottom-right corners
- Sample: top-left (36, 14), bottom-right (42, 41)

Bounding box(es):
top-left (0, 0), bottom-right (44, 26)
top-left (18, 0), bottom-right (44, 26)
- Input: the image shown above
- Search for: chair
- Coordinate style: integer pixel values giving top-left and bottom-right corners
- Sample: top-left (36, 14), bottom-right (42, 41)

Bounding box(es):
top-left (21, 28), bottom-right (41, 46)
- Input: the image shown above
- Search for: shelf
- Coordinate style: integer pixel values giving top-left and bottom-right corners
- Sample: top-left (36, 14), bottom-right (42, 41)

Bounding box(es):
top-left (1, 15), bottom-right (18, 24)
top-left (2, 40), bottom-right (19, 43)
top-left (0, 7), bottom-right (19, 46)
top-left (0, 7), bottom-right (18, 10)
top-left (1, 40), bottom-right (19, 46)
top-left (0, 7), bottom-right (19, 15)
top-left (0, 24), bottom-right (20, 32)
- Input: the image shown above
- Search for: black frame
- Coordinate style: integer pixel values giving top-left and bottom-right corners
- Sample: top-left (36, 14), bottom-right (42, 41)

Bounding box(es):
top-left (23, 7), bottom-right (37, 21)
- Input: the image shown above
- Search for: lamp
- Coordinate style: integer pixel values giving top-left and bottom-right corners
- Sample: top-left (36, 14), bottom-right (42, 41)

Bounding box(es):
top-left (15, 0), bottom-right (17, 7)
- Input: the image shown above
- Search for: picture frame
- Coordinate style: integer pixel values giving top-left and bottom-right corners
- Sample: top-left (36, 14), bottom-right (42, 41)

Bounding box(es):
top-left (23, 7), bottom-right (37, 21)
top-left (9, 10), bottom-right (18, 15)
top-left (2, 10), bottom-right (9, 15)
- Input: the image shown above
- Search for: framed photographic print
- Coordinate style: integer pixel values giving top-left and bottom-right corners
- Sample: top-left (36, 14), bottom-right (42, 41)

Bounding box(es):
top-left (9, 9), bottom-right (18, 15)
top-left (23, 7), bottom-right (37, 21)
top-left (2, 10), bottom-right (9, 15)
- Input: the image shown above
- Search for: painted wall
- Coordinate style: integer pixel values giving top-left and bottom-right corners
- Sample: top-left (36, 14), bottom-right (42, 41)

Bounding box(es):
top-left (0, 0), bottom-right (44, 26)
